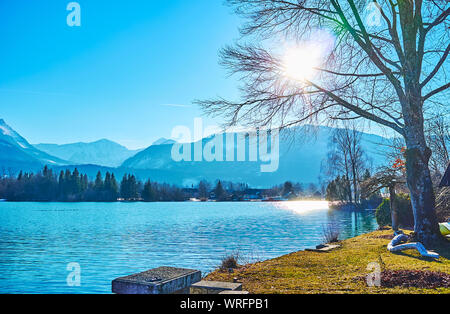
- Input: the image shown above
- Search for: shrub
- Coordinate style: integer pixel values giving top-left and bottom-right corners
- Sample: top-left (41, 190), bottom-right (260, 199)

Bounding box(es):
top-left (220, 253), bottom-right (239, 271)
top-left (375, 194), bottom-right (414, 228)
top-left (322, 223), bottom-right (340, 243)
top-left (376, 199), bottom-right (391, 227)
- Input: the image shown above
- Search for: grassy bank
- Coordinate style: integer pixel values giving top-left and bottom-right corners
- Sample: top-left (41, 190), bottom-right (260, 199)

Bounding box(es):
top-left (206, 230), bottom-right (450, 294)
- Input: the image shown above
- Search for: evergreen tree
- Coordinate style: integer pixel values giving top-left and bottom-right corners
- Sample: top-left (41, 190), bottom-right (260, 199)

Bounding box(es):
top-left (72, 168), bottom-right (81, 194)
top-left (326, 179), bottom-right (338, 201)
top-left (64, 169), bottom-right (71, 197)
top-left (282, 181), bottom-right (294, 196)
top-left (110, 173), bottom-right (119, 201)
top-left (142, 180), bottom-right (156, 202)
top-left (128, 175), bottom-right (139, 200)
top-left (94, 171), bottom-right (103, 191)
top-left (58, 171), bottom-right (65, 200)
top-left (102, 172), bottom-right (118, 201)
top-left (198, 180), bottom-right (209, 199)
top-left (81, 174), bottom-right (89, 192)
top-left (120, 175), bottom-right (129, 199)
top-left (42, 165), bottom-right (50, 178)
top-left (326, 176), bottom-right (353, 202)
top-left (104, 172), bottom-right (112, 190)
top-left (214, 180), bottom-right (227, 201)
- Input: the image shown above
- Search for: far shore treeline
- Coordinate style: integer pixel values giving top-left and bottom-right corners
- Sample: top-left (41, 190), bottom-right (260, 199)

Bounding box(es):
top-left (0, 166), bottom-right (320, 202)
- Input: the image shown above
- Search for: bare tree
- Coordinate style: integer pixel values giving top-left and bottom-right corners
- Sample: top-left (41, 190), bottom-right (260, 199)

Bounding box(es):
top-left (426, 116), bottom-right (450, 179)
top-left (325, 124), bottom-right (370, 203)
top-left (198, 0), bottom-right (449, 245)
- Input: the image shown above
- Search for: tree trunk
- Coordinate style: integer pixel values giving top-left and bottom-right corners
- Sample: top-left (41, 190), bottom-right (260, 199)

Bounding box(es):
top-left (389, 185), bottom-right (399, 232)
top-left (401, 82), bottom-right (441, 246)
top-left (398, 0), bottom-right (441, 247)
top-left (403, 116), bottom-right (441, 246)
top-left (345, 175), bottom-right (353, 204)
top-left (351, 163), bottom-right (358, 205)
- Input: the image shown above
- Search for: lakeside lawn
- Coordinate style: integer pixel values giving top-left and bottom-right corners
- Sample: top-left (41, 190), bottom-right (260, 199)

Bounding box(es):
top-left (206, 230), bottom-right (450, 294)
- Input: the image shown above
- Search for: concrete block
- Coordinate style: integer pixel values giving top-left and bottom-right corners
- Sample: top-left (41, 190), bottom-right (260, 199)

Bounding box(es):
top-left (112, 266), bottom-right (201, 294)
top-left (190, 281), bottom-right (242, 294)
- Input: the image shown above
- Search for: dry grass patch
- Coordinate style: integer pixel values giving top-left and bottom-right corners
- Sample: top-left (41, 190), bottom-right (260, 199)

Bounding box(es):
top-left (205, 230), bottom-right (450, 294)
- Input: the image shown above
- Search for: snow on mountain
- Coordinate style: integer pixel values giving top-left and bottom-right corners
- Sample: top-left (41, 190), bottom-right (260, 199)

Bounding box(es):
top-left (152, 138), bottom-right (176, 146)
top-left (0, 119), bottom-right (69, 172)
top-left (35, 139), bottom-right (142, 167)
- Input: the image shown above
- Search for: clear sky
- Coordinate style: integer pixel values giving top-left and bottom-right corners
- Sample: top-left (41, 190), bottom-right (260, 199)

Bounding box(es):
top-left (0, 0), bottom-right (242, 149)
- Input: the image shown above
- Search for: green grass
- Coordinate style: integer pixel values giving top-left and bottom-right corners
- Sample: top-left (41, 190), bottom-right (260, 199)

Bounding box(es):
top-left (206, 230), bottom-right (450, 294)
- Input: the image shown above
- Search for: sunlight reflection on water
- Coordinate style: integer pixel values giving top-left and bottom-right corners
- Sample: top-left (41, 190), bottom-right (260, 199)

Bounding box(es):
top-left (274, 201), bottom-right (330, 215)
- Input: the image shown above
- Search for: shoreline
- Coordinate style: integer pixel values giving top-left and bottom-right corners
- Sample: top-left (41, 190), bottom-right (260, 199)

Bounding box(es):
top-left (205, 229), bottom-right (450, 294)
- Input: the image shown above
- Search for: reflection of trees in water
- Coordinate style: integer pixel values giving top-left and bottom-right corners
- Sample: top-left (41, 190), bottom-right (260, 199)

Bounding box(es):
top-left (326, 210), bottom-right (377, 239)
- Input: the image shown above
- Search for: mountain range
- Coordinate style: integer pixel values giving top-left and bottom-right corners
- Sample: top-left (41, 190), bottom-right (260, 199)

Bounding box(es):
top-left (120, 127), bottom-right (391, 187)
top-left (35, 140), bottom-right (142, 168)
top-left (0, 119), bottom-right (392, 187)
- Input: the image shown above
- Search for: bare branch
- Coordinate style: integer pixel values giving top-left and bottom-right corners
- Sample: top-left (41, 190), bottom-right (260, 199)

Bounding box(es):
top-left (424, 7), bottom-right (450, 31)
top-left (306, 79), bottom-right (405, 135)
top-left (423, 82), bottom-right (450, 101)
top-left (421, 43), bottom-right (450, 88)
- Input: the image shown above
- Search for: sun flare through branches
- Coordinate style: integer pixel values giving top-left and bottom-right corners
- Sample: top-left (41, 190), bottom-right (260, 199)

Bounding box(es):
top-left (281, 45), bottom-right (323, 82)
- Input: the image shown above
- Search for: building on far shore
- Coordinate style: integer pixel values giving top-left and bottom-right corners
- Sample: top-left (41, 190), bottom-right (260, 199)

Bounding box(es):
top-left (437, 164), bottom-right (450, 222)
top-left (243, 189), bottom-right (267, 201)
top-left (439, 164), bottom-right (450, 187)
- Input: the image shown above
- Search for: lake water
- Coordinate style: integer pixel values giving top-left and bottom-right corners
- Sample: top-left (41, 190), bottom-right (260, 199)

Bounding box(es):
top-left (0, 201), bottom-right (377, 294)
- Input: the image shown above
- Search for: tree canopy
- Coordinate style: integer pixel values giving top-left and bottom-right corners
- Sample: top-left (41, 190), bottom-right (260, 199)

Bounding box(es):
top-left (198, 0), bottom-right (449, 245)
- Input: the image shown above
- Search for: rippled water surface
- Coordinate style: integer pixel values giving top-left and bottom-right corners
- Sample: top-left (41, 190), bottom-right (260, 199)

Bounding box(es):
top-left (0, 202), bottom-right (377, 294)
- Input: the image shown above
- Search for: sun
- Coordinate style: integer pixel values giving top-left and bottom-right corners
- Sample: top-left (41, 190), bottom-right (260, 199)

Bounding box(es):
top-left (281, 45), bottom-right (322, 82)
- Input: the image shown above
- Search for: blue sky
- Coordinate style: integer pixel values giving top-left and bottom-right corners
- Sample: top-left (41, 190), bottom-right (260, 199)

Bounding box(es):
top-left (0, 0), bottom-right (242, 149)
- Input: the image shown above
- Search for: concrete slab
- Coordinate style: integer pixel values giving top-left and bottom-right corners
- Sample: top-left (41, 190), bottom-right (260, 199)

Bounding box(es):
top-left (112, 266), bottom-right (201, 294)
top-left (305, 244), bottom-right (341, 253)
top-left (190, 281), bottom-right (242, 294)
top-left (219, 290), bottom-right (250, 295)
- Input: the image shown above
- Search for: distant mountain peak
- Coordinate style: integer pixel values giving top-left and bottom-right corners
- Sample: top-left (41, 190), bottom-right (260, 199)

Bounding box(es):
top-left (152, 138), bottom-right (176, 146)
top-left (0, 119), bottom-right (30, 147)
top-left (34, 138), bottom-right (141, 167)
top-left (91, 138), bottom-right (126, 147)
top-left (0, 119), bottom-right (69, 169)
